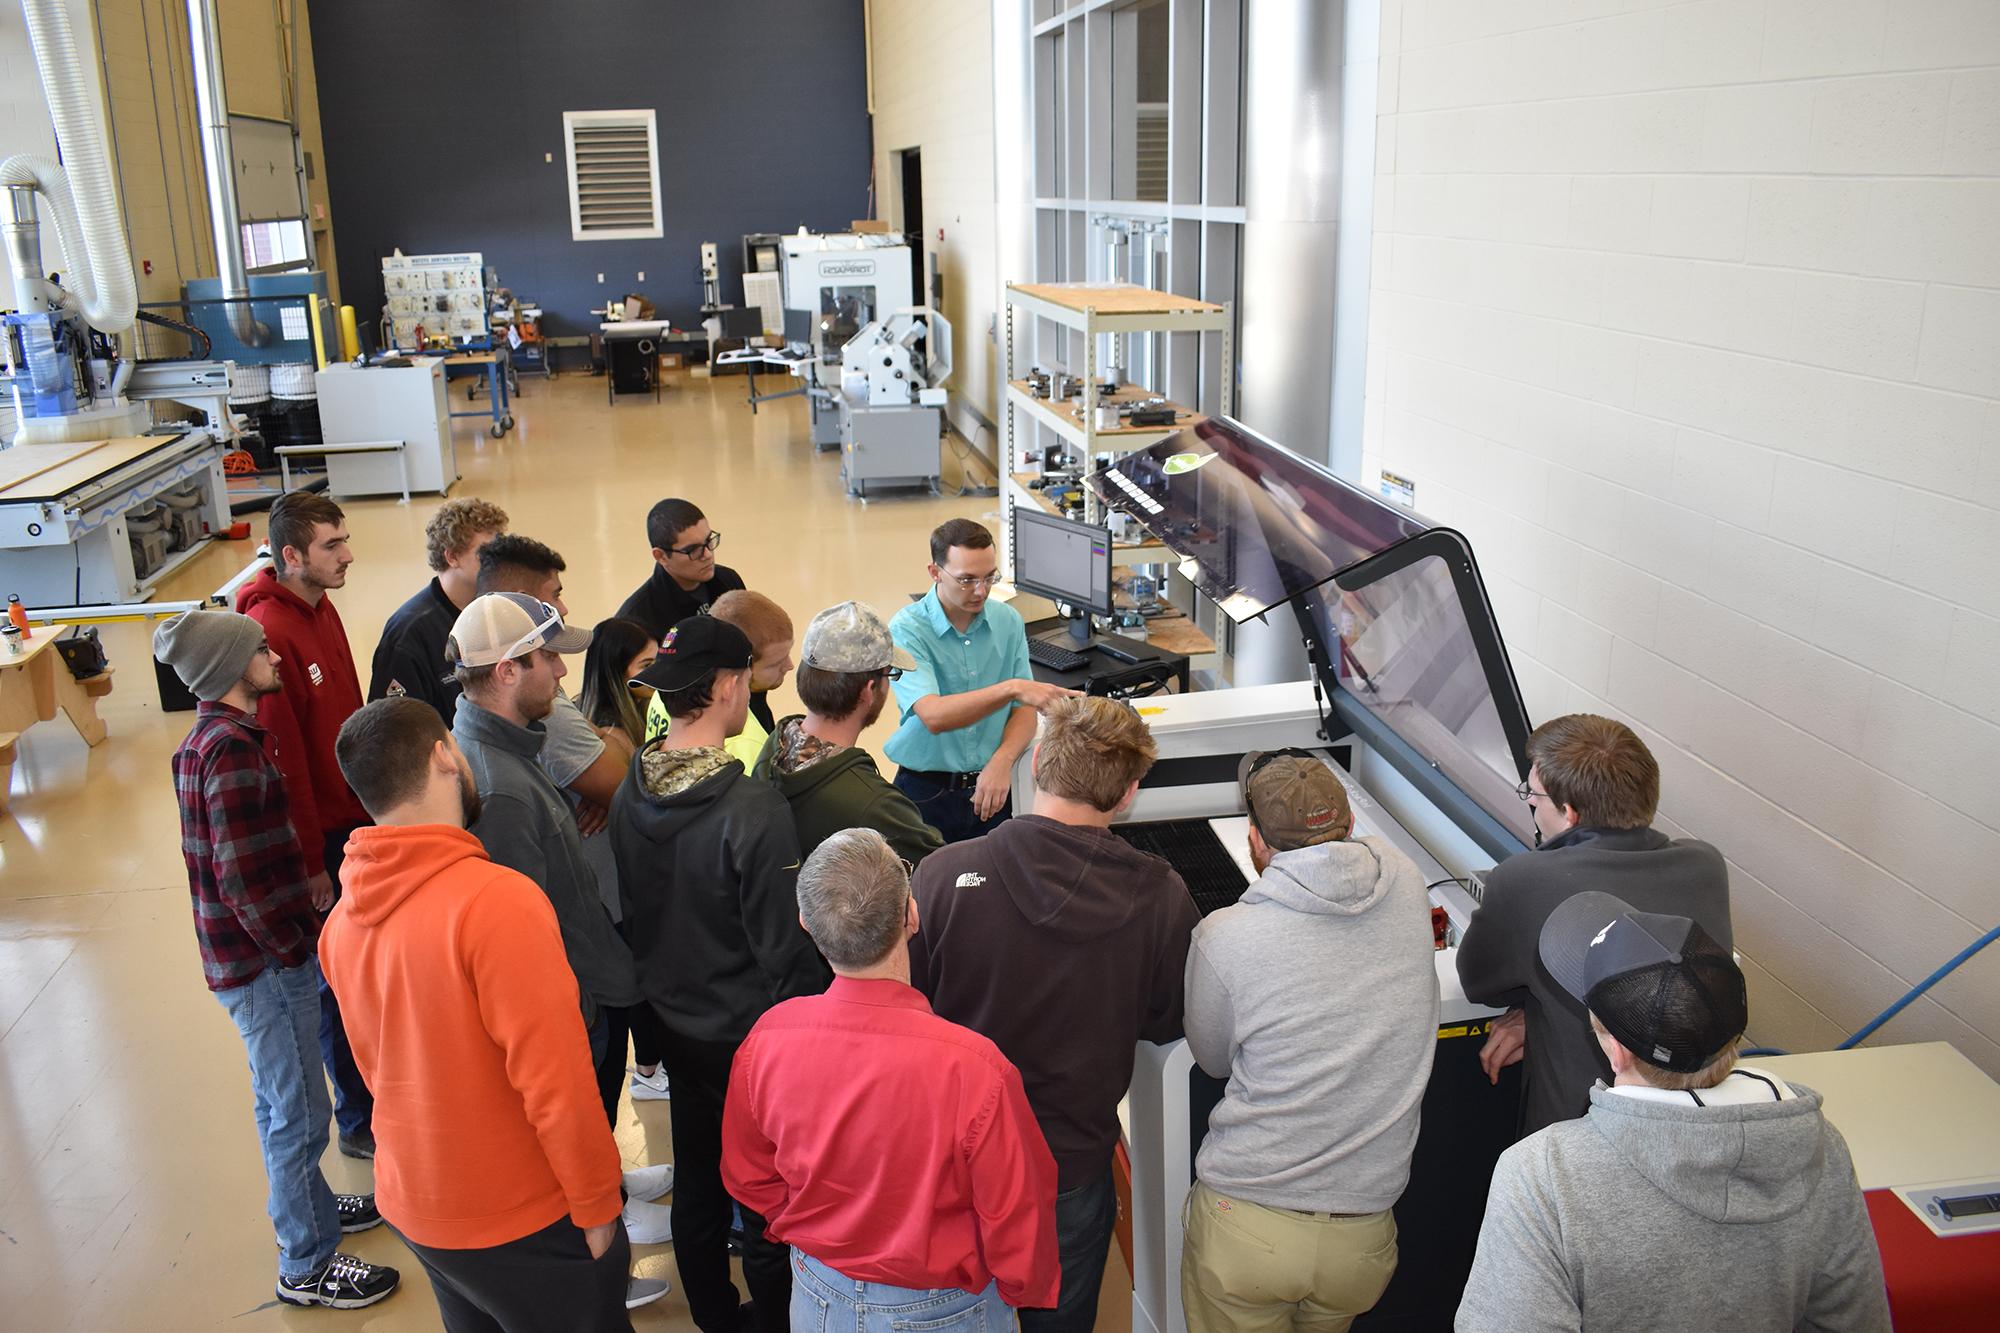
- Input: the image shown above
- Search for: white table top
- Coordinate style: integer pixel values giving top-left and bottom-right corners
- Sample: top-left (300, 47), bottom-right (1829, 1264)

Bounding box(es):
top-left (1756, 1043), bottom-right (2000, 1189)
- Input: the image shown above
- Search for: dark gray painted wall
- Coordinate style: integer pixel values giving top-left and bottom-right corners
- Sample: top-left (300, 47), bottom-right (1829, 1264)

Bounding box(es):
top-left (308, 0), bottom-right (871, 340)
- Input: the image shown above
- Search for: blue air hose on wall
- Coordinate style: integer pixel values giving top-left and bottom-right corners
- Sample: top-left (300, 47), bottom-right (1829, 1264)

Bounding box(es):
top-left (1742, 921), bottom-right (2000, 1057)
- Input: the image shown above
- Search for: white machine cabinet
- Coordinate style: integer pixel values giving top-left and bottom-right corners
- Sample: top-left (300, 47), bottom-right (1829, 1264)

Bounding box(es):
top-left (1036, 416), bottom-right (1547, 1332)
top-left (313, 359), bottom-right (455, 498)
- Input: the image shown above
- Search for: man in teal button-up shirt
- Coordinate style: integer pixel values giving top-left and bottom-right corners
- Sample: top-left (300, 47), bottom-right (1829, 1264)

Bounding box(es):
top-left (886, 519), bottom-right (1077, 842)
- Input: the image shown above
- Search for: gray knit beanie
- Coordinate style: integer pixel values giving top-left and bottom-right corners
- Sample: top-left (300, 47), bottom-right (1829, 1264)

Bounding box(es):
top-left (154, 609), bottom-right (265, 702)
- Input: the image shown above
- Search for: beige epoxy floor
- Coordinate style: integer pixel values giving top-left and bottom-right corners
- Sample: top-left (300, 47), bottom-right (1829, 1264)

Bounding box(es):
top-left (0, 370), bottom-right (1134, 1331)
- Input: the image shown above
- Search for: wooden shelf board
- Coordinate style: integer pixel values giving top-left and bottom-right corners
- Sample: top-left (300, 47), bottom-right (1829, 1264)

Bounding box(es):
top-left (1007, 282), bottom-right (1225, 316)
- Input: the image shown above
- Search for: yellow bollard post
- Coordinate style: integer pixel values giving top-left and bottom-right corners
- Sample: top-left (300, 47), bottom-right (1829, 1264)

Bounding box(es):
top-left (338, 305), bottom-right (361, 362)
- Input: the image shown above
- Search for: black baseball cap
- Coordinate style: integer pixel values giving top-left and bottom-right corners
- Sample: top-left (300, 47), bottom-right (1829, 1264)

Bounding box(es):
top-left (1539, 891), bottom-right (1747, 1073)
top-left (632, 614), bottom-right (754, 693)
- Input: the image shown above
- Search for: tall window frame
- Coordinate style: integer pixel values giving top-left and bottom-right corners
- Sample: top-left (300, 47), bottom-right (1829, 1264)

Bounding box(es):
top-left (1029, 0), bottom-right (1245, 415)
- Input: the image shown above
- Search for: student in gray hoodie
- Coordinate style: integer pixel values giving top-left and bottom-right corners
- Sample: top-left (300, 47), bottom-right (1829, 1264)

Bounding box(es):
top-left (1457, 892), bottom-right (1889, 1333)
top-left (1181, 751), bottom-right (1439, 1333)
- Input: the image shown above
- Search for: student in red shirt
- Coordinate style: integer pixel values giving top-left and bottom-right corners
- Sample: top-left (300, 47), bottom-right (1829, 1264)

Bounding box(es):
top-left (723, 828), bottom-right (1060, 1327)
top-left (234, 490), bottom-right (374, 1158)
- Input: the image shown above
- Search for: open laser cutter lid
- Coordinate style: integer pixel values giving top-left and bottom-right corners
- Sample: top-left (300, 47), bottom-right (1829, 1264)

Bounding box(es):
top-left (1089, 417), bottom-right (1537, 853)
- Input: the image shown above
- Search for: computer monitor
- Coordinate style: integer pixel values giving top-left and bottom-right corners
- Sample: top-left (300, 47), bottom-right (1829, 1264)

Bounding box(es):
top-left (1012, 506), bottom-right (1116, 644)
top-left (783, 307), bottom-right (813, 349)
top-left (718, 306), bottom-right (764, 339)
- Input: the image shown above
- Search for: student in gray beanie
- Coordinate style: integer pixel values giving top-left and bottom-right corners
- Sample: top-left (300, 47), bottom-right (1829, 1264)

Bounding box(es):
top-left (154, 608), bottom-right (267, 701)
top-left (156, 606), bottom-right (402, 1310)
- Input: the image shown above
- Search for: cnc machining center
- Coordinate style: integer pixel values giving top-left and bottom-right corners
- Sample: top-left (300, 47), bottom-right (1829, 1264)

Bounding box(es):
top-left (780, 231), bottom-right (914, 452)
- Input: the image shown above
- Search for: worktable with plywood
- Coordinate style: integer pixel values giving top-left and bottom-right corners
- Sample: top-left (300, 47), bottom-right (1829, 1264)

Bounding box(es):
top-left (0, 436), bottom-right (189, 504)
top-left (0, 430), bottom-right (230, 605)
top-left (0, 624), bottom-right (114, 812)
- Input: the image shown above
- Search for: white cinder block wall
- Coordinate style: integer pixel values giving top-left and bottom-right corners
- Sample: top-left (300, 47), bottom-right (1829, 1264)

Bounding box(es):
top-left (1364, 0), bottom-right (2000, 1073)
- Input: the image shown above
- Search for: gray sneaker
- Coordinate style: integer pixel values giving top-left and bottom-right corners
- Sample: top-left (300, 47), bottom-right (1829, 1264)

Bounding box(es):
top-left (627, 1276), bottom-right (671, 1310)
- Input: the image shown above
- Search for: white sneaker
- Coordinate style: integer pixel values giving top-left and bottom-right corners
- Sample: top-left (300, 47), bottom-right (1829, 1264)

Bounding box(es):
top-left (629, 1066), bottom-right (671, 1101)
top-left (626, 1275), bottom-right (670, 1310)
top-left (623, 1196), bottom-right (674, 1246)
top-left (623, 1163), bottom-right (675, 1202)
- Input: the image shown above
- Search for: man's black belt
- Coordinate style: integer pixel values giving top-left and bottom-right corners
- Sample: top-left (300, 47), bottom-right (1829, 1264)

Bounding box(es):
top-left (901, 768), bottom-right (983, 790)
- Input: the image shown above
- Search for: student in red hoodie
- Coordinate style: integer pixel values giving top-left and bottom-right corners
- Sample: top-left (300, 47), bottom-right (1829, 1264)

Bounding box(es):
top-left (235, 491), bottom-right (375, 1158)
top-left (321, 697), bottom-right (633, 1333)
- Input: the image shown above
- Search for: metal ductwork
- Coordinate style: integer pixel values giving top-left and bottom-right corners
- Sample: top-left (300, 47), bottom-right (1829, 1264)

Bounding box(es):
top-left (2, 185), bottom-right (53, 314)
top-left (5, 0), bottom-right (139, 333)
top-left (1232, 0), bottom-right (1347, 685)
top-left (185, 0), bottom-right (268, 345)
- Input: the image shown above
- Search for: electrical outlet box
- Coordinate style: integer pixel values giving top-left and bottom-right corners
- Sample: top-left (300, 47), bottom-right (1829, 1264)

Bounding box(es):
top-left (637, 271), bottom-right (645, 281)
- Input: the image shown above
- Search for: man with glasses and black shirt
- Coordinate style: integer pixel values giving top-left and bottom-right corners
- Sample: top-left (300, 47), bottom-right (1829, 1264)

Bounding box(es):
top-left (616, 499), bottom-right (745, 641)
top-left (885, 519), bottom-right (1077, 843)
top-left (753, 601), bottom-right (943, 866)
top-left (1456, 714), bottom-right (1732, 1137)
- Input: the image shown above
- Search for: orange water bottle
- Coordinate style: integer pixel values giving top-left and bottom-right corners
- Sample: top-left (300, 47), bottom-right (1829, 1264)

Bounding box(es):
top-left (6, 595), bottom-right (30, 640)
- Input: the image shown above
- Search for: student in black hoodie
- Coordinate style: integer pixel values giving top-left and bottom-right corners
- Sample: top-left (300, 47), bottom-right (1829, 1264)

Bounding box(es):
top-left (615, 499), bottom-right (747, 640)
top-left (910, 697), bottom-right (1197, 1333)
top-left (611, 615), bottom-right (828, 1333)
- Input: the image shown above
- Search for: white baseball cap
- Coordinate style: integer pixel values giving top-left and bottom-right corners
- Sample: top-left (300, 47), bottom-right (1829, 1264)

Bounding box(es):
top-left (446, 592), bottom-right (592, 669)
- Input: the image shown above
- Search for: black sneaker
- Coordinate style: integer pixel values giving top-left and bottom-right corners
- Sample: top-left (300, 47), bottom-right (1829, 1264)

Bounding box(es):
top-left (335, 1193), bottom-right (383, 1234)
top-left (338, 1129), bottom-right (376, 1160)
top-left (277, 1252), bottom-right (400, 1309)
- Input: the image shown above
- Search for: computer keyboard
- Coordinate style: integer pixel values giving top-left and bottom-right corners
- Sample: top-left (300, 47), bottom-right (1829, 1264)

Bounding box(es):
top-left (1026, 637), bottom-right (1090, 672)
top-left (1110, 819), bottom-right (1250, 916)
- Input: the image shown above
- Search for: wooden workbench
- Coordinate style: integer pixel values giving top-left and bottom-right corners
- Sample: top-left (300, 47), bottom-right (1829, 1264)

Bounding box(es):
top-left (0, 624), bottom-right (115, 812)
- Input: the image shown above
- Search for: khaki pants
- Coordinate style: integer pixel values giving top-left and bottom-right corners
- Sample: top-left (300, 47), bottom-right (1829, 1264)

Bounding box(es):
top-left (1180, 1180), bottom-right (1398, 1333)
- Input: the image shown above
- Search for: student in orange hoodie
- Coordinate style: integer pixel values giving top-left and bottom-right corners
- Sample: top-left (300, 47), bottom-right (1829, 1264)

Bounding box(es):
top-left (321, 697), bottom-right (633, 1333)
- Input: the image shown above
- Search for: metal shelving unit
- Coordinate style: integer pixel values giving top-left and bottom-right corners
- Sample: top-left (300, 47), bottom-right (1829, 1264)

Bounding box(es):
top-left (1001, 281), bottom-right (1232, 572)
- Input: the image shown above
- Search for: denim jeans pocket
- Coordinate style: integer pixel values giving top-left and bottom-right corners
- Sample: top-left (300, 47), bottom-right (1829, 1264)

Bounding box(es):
top-left (275, 960), bottom-right (319, 999)
top-left (889, 1293), bottom-right (993, 1333)
top-left (789, 1273), bottom-right (830, 1333)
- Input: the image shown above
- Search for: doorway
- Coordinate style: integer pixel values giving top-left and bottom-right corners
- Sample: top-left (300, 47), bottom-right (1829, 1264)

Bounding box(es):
top-left (896, 146), bottom-right (924, 303)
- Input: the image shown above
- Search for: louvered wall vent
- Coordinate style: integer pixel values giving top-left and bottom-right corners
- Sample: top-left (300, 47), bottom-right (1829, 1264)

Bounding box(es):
top-left (563, 110), bottom-right (663, 241)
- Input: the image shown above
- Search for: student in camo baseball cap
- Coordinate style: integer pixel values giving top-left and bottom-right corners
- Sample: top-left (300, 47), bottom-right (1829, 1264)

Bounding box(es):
top-left (751, 602), bottom-right (942, 867)
top-left (799, 600), bottom-right (918, 674)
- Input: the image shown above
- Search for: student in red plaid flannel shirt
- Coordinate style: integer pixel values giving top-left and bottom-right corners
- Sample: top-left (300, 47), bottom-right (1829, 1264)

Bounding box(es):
top-left (156, 608), bottom-right (400, 1313)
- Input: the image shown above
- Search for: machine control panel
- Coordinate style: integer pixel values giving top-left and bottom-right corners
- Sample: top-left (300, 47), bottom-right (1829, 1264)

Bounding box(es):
top-left (1894, 1178), bottom-right (2000, 1237)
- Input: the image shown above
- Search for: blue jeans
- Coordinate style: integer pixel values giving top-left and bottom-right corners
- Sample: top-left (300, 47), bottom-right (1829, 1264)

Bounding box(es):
top-left (791, 1251), bottom-right (1015, 1333)
top-left (216, 961), bottom-right (341, 1280)
top-left (892, 769), bottom-right (1011, 845)
top-left (319, 828), bottom-right (373, 1139)
top-left (1019, 1170), bottom-right (1115, 1333)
